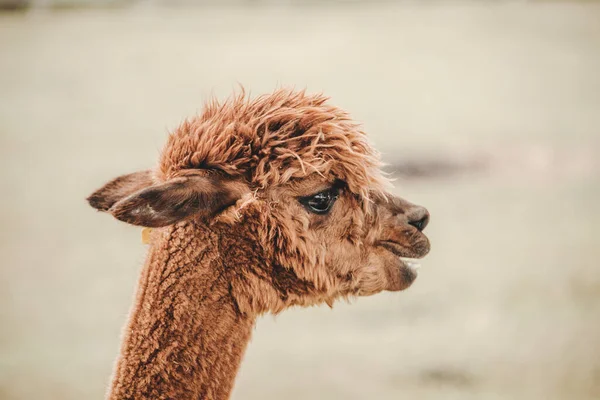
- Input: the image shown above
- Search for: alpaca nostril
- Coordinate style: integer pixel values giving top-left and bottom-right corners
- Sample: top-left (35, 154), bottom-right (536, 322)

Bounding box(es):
top-left (408, 208), bottom-right (429, 232)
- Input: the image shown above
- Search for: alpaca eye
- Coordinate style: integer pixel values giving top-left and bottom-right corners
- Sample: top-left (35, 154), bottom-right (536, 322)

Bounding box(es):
top-left (300, 188), bottom-right (339, 215)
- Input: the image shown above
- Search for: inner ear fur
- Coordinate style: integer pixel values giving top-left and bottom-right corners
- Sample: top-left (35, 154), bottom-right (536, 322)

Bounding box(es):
top-left (88, 171), bottom-right (247, 227)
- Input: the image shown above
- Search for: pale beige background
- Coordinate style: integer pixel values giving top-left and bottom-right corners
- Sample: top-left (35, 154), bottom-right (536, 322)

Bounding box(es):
top-left (1, 2), bottom-right (599, 399)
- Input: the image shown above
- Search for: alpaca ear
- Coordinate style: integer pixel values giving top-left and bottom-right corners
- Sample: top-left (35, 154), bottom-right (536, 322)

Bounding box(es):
top-left (88, 172), bottom-right (247, 227)
top-left (87, 170), bottom-right (154, 212)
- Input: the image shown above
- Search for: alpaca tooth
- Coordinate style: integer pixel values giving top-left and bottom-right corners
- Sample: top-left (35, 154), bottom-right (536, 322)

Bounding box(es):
top-left (401, 257), bottom-right (419, 263)
top-left (403, 259), bottom-right (421, 272)
top-left (407, 262), bottom-right (421, 270)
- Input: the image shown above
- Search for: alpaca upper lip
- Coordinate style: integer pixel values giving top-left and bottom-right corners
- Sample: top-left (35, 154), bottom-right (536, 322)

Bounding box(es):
top-left (378, 240), bottom-right (429, 259)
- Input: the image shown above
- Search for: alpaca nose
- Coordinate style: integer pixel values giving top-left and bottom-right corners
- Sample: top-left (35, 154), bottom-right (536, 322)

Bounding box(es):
top-left (407, 206), bottom-right (430, 232)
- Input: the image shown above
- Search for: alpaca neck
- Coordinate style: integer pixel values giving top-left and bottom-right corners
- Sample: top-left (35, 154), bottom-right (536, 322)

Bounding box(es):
top-left (107, 223), bottom-right (255, 400)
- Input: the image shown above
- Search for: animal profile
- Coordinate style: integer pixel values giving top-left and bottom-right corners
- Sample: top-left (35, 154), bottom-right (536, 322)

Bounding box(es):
top-left (88, 88), bottom-right (430, 400)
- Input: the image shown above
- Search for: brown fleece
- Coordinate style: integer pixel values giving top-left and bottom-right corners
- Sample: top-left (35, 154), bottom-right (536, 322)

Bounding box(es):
top-left (90, 88), bottom-right (431, 400)
top-left (108, 223), bottom-right (257, 400)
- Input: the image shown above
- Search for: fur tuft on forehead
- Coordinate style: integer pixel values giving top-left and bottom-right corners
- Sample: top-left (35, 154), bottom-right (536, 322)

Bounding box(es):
top-left (159, 88), bottom-right (388, 201)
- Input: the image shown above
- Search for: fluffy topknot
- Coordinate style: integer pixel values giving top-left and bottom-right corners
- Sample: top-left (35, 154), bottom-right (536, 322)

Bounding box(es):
top-left (159, 88), bottom-right (387, 201)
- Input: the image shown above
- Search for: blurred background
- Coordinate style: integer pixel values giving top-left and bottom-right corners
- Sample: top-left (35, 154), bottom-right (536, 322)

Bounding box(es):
top-left (1, 1), bottom-right (599, 399)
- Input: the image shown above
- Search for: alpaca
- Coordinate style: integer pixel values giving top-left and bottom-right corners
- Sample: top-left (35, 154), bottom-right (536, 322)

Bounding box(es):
top-left (88, 89), bottom-right (430, 400)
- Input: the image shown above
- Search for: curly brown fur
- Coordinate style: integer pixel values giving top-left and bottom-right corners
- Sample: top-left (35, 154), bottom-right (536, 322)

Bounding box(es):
top-left (88, 88), bottom-right (431, 400)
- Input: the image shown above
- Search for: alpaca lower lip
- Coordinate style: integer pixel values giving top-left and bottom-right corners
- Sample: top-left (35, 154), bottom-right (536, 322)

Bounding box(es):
top-left (379, 242), bottom-right (424, 276)
top-left (393, 257), bottom-right (420, 290)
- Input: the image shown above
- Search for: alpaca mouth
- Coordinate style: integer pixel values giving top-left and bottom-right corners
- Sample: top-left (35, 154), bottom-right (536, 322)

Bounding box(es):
top-left (379, 240), bottom-right (428, 277)
top-left (379, 240), bottom-right (429, 260)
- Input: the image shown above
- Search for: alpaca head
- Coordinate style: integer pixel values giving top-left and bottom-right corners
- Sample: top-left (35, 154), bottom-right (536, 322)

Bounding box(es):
top-left (88, 89), bottom-right (430, 314)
